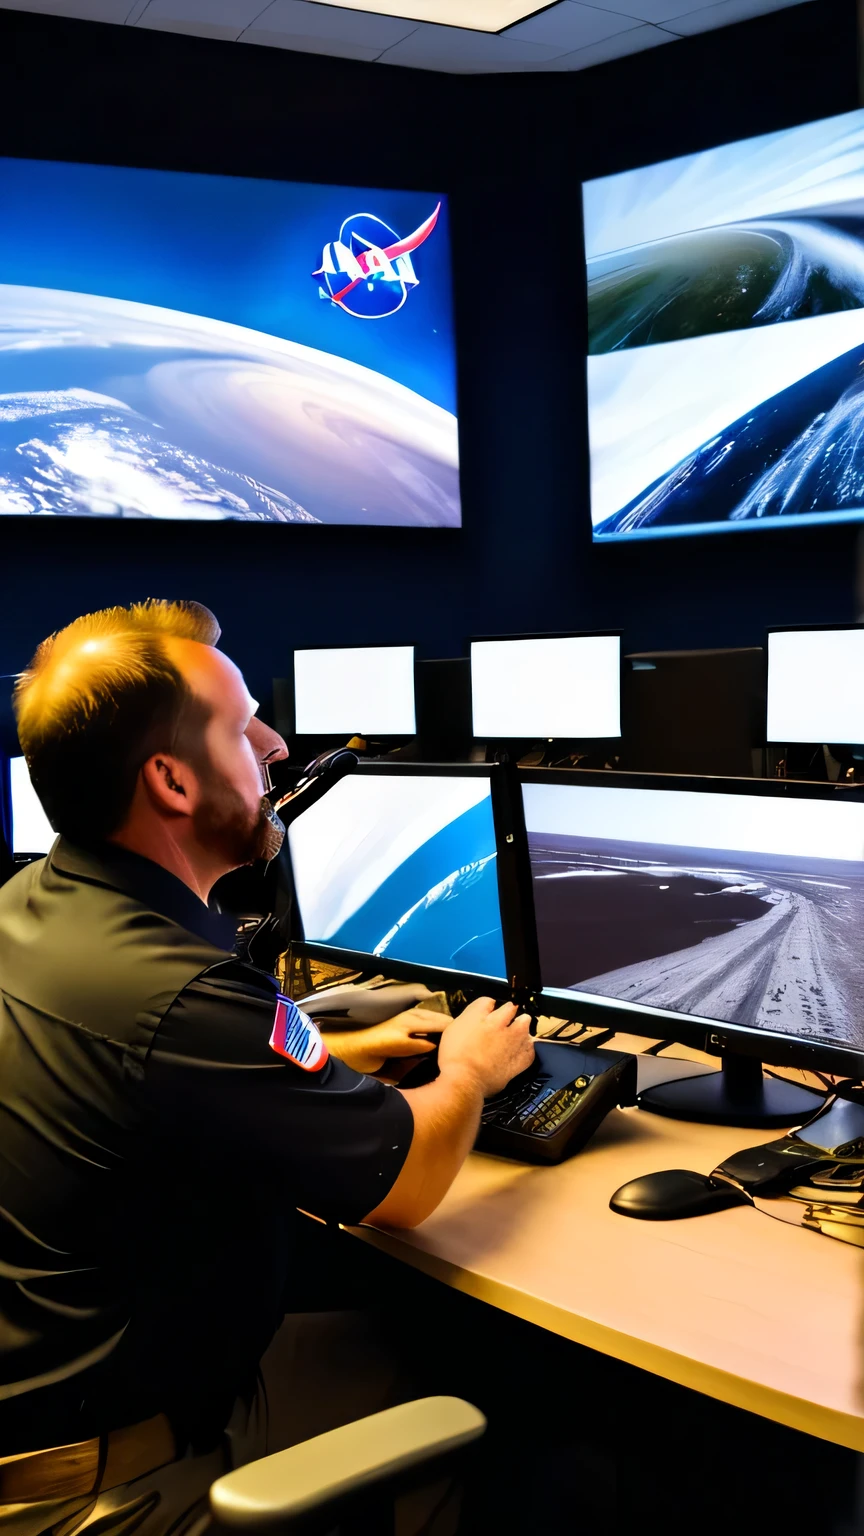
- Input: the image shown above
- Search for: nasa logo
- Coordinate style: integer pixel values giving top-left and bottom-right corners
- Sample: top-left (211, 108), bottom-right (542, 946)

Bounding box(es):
top-left (269, 994), bottom-right (329, 1073)
top-left (313, 203), bottom-right (440, 320)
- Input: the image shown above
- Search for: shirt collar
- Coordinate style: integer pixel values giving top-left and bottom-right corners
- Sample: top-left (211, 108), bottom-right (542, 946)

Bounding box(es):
top-left (50, 838), bottom-right (239, 952)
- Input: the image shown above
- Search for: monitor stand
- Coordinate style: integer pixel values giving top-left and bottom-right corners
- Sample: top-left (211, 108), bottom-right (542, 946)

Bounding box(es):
top-left (638, 1052), bottom-right (825, 1130)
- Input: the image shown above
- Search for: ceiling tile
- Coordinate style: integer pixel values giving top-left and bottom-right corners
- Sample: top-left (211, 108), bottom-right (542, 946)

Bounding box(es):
top-left (377, 20), bottom-right (563, 69)
top-left (244, 0), bottom-right (416, 43)
top-left (244, 27), bottom-right (384, 51)
top-left (136, 14), bottom-right (243, 31)
top-left (135, 0), bottom-right (265, 34)
top-left (0, 0), bottom-right (132, 18)
top-left (664, 0), bottom-right (806, 31)
top-left (505, 0), bottom-right (641, 47)
top-left (523, 19), bottom-right (676, 61)
top-left (561, 0), bottom-right (707, 23)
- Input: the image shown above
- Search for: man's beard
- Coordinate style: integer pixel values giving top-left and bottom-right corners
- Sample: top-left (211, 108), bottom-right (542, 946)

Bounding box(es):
top-left (193, 774), bottom-right (285, 867)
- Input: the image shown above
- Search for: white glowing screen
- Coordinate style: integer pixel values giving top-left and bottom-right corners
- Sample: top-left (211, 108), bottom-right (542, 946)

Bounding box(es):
top-left (294, 647), bottom-right (416, 736)
top-left (768, 629), bottom-right (864, 744)
top-left (10, 756), bottom-right (54, 854)
top-left (471, 635), bottom-right (621, 739)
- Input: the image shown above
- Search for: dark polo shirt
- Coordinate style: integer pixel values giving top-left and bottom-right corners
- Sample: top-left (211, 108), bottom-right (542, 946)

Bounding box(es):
top-left (0, 840), bottom-right (413, 1453)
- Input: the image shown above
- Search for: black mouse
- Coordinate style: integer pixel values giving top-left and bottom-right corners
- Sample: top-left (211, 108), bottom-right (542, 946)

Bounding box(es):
top-left (610, 1169), bottom-right (750, 1220)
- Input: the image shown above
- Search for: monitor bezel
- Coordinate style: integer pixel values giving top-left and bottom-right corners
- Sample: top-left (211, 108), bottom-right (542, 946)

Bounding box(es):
top-left (518, 764), bottom-right (864, 1078)
top-left (764, 622), bottom-right (864, 747)
top-left (286, 759), bottom-right (537, 996)
top-left (288, 642), bottom-right (419, 739)
top-left (467, 629), bottom-right (624, 744)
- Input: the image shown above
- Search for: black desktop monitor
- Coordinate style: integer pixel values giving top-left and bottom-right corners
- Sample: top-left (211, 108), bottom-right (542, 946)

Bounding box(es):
top-left (517, 767), bottom-right (864, 1125)
top-left (469, 632), bottom-right (622, 743)
top-left (415, 658), bottom-right (473, 762)
top-left (285, 761), bottom-right (533, 993)
top-left (289, 644), bottom-right (417, 740)
top-left (767, 624), bottom-right (864, 750)
top-left (621, 648), bottom-right (764, 778)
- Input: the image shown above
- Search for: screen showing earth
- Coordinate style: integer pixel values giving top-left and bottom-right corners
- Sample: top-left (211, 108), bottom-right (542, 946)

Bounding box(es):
top-left (584, 108), bottom-right (864, 541)
top-left (288, 773), bottom-right (506, 980)
top-left (524, 780), bottom-right (864, 1049)
top-left (0, 159), bottom-right (458, 525)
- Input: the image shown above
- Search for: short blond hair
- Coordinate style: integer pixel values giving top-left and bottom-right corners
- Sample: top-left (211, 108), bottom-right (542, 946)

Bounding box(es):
top-left (16, 600), bottom-right (221, 843)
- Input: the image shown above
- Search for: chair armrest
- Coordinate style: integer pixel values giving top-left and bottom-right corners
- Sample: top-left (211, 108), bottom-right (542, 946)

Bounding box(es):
top-left (209, 1396), bottom-right (485, 1531)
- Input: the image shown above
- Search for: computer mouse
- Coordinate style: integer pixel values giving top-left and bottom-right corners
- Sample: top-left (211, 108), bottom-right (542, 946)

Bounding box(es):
top-left (610, 1169), bottom-right (750, 1220)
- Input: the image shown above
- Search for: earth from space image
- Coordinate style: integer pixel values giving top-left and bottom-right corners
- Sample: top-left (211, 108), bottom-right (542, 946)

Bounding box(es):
top-left (0, 286), bottom-right (460, 526)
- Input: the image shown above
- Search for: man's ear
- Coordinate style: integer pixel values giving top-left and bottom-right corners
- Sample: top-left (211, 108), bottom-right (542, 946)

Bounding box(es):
top-left (140, 754), bottom-right (199, 818)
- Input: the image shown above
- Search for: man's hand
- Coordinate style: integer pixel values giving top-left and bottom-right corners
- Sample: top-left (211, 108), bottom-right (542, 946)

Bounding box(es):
top-left (437, 996), bottom-right (535, 1098)
top-left (364, 997), bottom-right (535, 1231)
top-left (323, 1006), bottom-right (451, 1076)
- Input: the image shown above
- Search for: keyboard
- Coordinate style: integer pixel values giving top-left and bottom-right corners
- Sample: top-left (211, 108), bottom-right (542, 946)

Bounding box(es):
top-left (481, 1070), bottom-right (596, 1137)
top-left (476, 1040), bottom-right (637, 1164)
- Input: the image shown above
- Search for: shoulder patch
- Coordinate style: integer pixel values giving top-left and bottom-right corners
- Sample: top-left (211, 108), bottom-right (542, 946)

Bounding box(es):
top-left (269, 994), bottom-right (329, 1072)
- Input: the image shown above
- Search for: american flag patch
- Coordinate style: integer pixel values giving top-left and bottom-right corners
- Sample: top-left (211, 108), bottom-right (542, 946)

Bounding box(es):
top-left (269, 994), bottom-right (329, 1073)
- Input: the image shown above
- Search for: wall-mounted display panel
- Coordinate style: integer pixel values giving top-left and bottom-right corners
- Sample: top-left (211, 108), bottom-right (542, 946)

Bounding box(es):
top-left (0, 159), bottom-right (458, 527)
top-left (584, 109), bottom-right (864, 542)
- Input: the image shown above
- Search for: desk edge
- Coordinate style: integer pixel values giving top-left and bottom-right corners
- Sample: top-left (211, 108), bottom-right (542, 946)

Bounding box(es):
top-left (347, 1225), bottom-right (864, 1454)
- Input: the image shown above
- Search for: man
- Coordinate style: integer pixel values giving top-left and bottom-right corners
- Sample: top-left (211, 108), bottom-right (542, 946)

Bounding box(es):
top-left (0, 599), bottom-right (533, 1531)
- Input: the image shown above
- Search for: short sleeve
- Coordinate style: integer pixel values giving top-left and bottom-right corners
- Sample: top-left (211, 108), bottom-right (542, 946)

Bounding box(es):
top-left (143, 962), bottom-right (414, 1224)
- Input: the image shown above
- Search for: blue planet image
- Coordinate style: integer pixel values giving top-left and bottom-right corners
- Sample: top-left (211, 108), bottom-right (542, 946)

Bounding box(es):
top-left (594, 340), bottom-right (864, 536)
top-left (326, 799), bottom-right (506, 979)
top-left (595, 339), bottom-right (864, 536)
top-left (289, 777), bottom-right (507, 981)
top-left (0, 286), bottom-right (460, 525)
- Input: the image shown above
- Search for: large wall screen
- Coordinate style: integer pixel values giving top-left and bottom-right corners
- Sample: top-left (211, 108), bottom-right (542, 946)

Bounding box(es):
top-left (0, 159), bottom-right (458, 526)
top-left (584, 109), bottom-right (864, 542)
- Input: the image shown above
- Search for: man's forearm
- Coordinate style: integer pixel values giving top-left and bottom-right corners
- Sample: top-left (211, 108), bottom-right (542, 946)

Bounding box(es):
top-left (363, 1066), bottom-right (485, 1229)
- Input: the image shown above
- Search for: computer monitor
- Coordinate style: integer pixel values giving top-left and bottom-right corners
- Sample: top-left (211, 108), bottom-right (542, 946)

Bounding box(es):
top-left (415, 659), bottom-right (473, 762)
top-left (10, 757), bottom-right (54, 857)
top-left (286, 762), bottom-right (531, 991)
top-left (292, 646), bottom-right (417, 739)
top-left (518, 767), bottom-right (864, 1125)
top-left (622, 648), bottom-right (764, 777)
top-left (470, 633), bottom-right (621, 741)
top-left (767, 625), bottom-right (864, 747)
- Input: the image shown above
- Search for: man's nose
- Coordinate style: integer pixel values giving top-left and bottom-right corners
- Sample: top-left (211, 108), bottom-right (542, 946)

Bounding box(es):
top-left (245, 716), bottom-right (289, 763)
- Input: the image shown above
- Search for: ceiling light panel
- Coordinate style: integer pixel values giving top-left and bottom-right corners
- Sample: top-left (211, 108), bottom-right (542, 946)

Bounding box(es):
top-left (298, 0), bottom-right (552, 32)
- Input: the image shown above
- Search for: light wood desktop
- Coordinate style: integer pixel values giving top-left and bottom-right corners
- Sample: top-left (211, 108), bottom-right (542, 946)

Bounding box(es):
top-left (351, 1037), bottom-right (864, 1455)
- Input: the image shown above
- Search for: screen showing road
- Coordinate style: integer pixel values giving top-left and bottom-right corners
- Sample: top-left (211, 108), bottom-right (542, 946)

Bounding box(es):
top-left (470, 635), bottom-right (621, 739)
top-left (289, 771), bottom-right (506, 979)
top-left (767, 628), bottom-right (864, 744)
top-left (523, 779), bottom-right (864, 1049)
top-left (294, 646), bottom-right (416, 736)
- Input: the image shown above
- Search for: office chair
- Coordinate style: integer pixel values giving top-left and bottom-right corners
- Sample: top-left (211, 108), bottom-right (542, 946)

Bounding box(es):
top-left (210, 1395), bottom-right (485, 1535)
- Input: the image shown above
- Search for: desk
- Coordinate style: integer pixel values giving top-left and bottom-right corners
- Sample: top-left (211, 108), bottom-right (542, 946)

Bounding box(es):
top-left (353, 1046), bottom-right (864, 1455)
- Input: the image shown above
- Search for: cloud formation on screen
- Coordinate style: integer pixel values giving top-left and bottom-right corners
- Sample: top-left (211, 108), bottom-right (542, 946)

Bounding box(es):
top-left (584, 108), bottom-right (864, 540)
top-left (288, 775), bottom-right (506, 979)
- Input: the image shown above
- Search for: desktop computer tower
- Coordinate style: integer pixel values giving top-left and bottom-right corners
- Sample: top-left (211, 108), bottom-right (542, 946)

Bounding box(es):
top-left (621, 648), bottom-right (764, 779)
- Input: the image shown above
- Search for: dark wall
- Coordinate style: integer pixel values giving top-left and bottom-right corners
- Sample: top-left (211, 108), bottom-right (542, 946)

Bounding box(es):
top-left (0, 0), bottom-right (858, 707)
